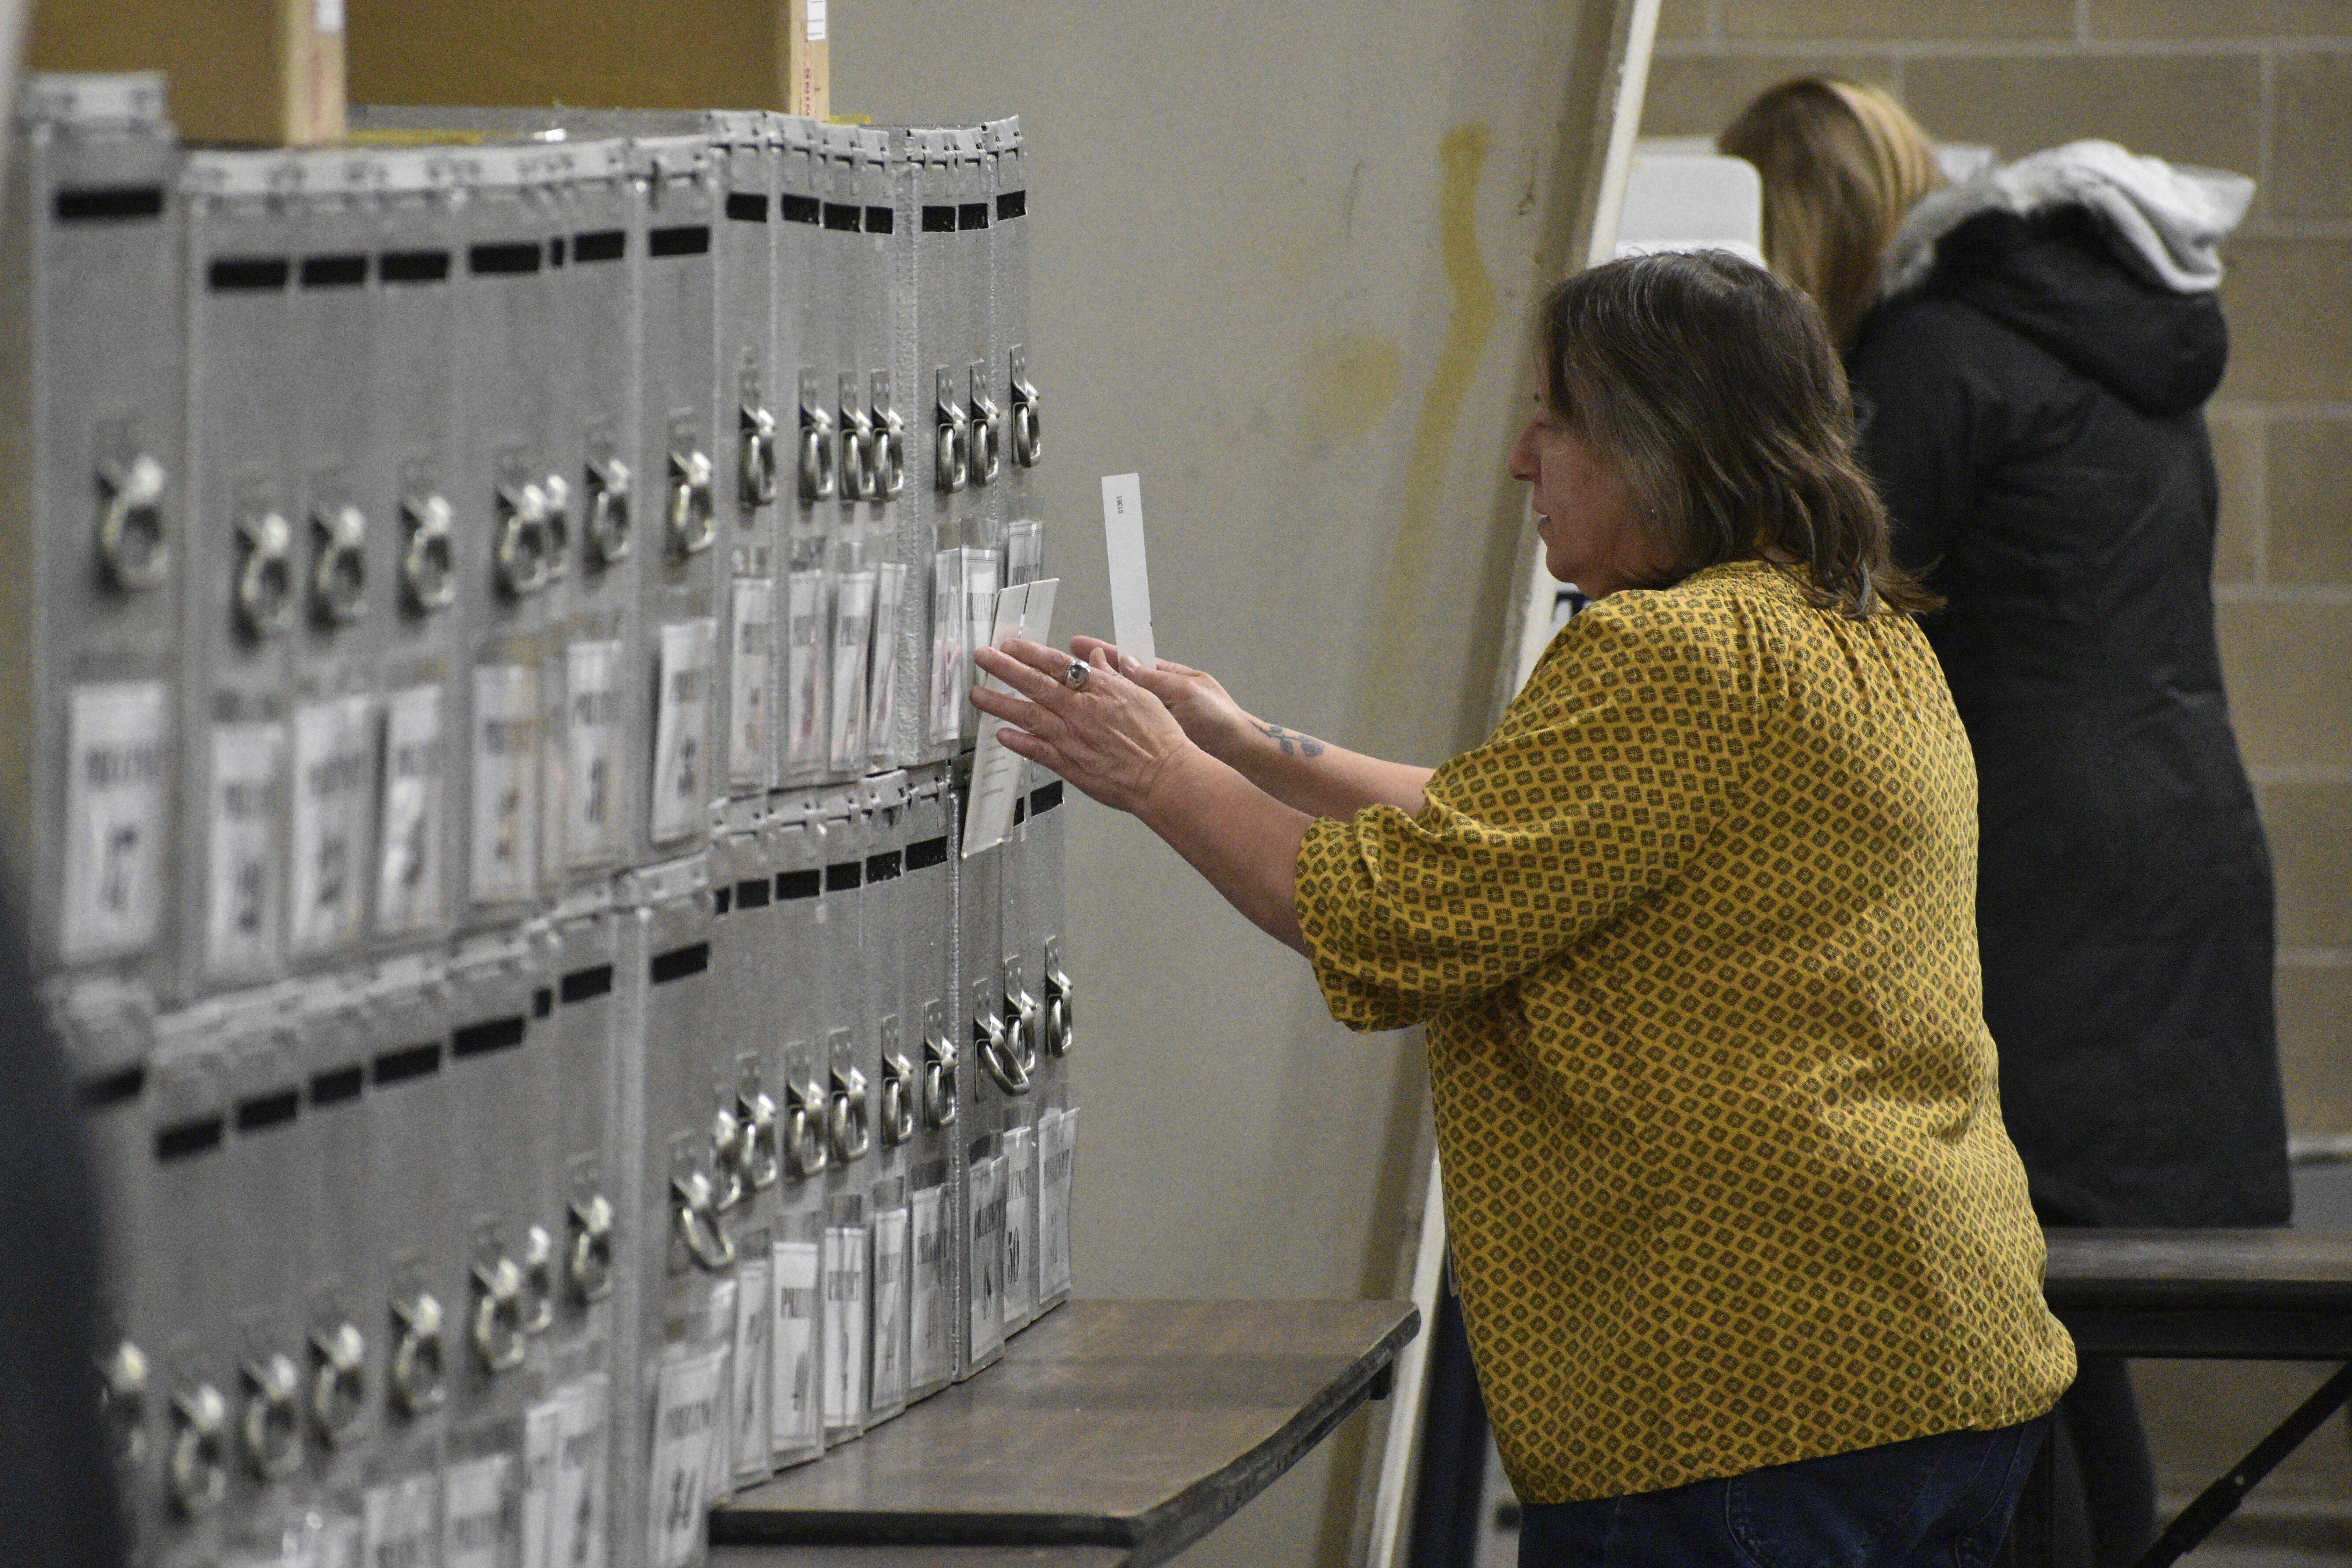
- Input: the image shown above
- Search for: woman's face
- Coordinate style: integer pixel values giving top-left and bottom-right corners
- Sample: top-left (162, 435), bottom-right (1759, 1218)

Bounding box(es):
top-left (1508, 370), bottom-right (1669, 598)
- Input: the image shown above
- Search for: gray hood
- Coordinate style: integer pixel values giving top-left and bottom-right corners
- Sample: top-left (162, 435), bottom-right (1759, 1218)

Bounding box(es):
top-left (1880, 139), bottom-right (2254, 302)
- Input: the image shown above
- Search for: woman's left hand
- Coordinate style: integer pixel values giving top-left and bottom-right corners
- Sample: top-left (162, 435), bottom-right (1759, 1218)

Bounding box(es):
top-left (971, 639), bottom-right (1197, 816)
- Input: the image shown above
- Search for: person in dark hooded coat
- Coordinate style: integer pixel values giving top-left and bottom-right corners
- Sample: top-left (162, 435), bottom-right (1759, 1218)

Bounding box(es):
top-left (1723, 80), bottom-right (2291, 1568)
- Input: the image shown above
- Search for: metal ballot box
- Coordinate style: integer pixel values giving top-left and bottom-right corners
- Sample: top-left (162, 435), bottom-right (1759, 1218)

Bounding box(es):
top-left (764, 798), bottom-right (834, 1469)
top-left (355, 954), bottom-right (460, 1568)
top-left (282, 151), bottom-right (390, 975)
top-left (628, 134), bottom-right (721, 870)
top-left (2, 75), bottom-right (184, 1005)
top-left (615, 852), bottom-right (733, 1568)
top-left (547, 139), bottom-right (644, 892)
top-left (439, 928), bottom-right (552, 1568)
top-left (181, 149), bottom-right (310, 999)
top-left (900, 769), bottom-right (960, 1404)
top-left (777, 115), bottom-right (836, 792)
top-left (1028, 779), bottom-right (1079, 1315)
top-left (848, 131), bottom-right (911, 777)
top-left (140, 1012), bottom-right (239, 1568)
top-left (710, 111), bottom-right (782, 802)
top-left (523, 895), bottom-right (623, 1568)
top-left (289, 976), bottom-right (380, 1563)
top-left (858, 771), bottom-right (914, 1426)
top-left (954, 764), bottom-right (1017, 1382)
top-left (447, 143), bottom-right (563, 928)
top-left (814, 788), bottom-right (877, 1443)
top-left (363, 150), bottom-right (465, 957)
top-left (707, 806), bottom-right (784, 1492)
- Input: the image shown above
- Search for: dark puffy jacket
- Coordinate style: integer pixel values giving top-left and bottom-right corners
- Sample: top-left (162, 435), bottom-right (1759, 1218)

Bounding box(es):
top-left (1847, 205), bottom-right (2292, 1228)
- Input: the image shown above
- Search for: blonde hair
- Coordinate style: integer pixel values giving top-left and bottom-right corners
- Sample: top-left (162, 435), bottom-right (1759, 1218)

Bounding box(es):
top-left (1719, 77), bottom-right (1944, 349)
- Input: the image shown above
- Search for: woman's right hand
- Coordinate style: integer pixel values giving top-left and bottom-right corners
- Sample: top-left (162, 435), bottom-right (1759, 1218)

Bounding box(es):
top-left (1068, 636), bottom-right (1254, 765)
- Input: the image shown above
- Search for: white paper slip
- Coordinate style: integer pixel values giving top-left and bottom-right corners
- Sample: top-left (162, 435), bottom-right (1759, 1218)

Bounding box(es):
top-left (470, 662), bottom-right (540, 903)
top-left (961, 576), bottom-right (1058, 858)
top-left (551, 1374), bottom-right (611, 1568)
top-left (644, 1346), bottom-right (728, 1568)
top-left (376, 682), bottom-right (446, 937)
top-left (565, 640), bottom-right (624, 870)
top-left (909, 1185), bottom-right (951, 1387)
top-left (770, 1239), bottom-right (823, 1454)
top-left (730, 1253), bottom-right (773, 1484)
top-left (1101, 472), bottom-right (1156, 670)
top-left (289, 693), bottom-right (376, 958)
top-left (441, 1451), bottom-right (514, 1568)
top-left (648, 618), bottom-right (716, 845)
top-left (205, 717), bottom-right (287, 981)
top-left (60, 681), bottom-right (171, 963)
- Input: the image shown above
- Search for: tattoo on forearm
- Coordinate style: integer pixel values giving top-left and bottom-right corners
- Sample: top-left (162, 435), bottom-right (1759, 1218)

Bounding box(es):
top-left (1258, 723), bottom-right (1326, 758)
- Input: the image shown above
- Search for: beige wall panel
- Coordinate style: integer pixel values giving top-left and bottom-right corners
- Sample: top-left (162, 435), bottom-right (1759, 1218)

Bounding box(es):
top-left (2260, 780), bottom-right (2352, 950)
top-left (830, 2), bottom-right (1630, 1562)
top-left (2135, 1360), bottom-right (2352, 1508)
top-left (27, 0), bottom-right (337, 144)
top-left (2264, 417), bottom-right (2352, 584)
top-left (2208, 408), bottom-right (2264, 585)
top-left (1722, 0), bottom-right (2074, 41)
top-left (1901, 55), bottom-right (2263, 174)
top-left (2222, 239), bottom-right (2352, 402)
top-left (1657, 0), bottom-right (1712, 41)
top-left (347, 0), bottom-right (783, 110)
top-left (2277, 962), bottom-right (2352, 1132)
top-left (2088, 0), bottom-right (2352, 40)
top-left (1639, 50), bottom-right (1897, 138)
top-left (2218, 599), bottom-right (2352, 771)
top-left (2275, 51), bottom-right (2352, 221)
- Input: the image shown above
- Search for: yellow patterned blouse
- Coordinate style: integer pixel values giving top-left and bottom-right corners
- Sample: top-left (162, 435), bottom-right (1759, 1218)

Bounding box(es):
top-left (1295, 559), bottom-right (2074, 1503)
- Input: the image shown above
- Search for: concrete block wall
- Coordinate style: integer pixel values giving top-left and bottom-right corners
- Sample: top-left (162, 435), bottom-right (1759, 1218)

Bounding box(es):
top-left (1642, 0), bottom-right (2352, 1524)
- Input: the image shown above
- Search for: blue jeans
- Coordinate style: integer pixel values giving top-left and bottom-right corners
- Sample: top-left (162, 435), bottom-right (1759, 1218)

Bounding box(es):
top-left (1518, 1419), bottom-right (2049, 1568)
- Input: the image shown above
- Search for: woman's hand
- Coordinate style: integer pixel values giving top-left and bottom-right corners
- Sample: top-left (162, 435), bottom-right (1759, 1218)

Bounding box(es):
top-left (971, 639), bottom-right (1200, 817)
top-left (1068, 636), bottom-right (1254, 765)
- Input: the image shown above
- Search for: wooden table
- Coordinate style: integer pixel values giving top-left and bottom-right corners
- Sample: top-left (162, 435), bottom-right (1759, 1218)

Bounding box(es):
top-left (711, 1298), bottom-right (1420, 1568)
top-left (2035, 1229), bottom-right (2352, 1568)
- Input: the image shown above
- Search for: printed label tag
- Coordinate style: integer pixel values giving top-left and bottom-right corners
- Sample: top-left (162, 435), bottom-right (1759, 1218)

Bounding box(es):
top-left (552, 1374), bottom-right (611, 1568)
top-left (967, 1154), bottom-right (1006, 1362)
top-left (866, 560), bottom-right (907, 768)
top-left (375, 683), bottom-right (445, 936)
top-left (1041, 1107), bottom-right (1076, 1299)
top-left (205, 718), bottom-right (286, 980)
top-left (827, 569), bottom-right (875, 774)
top-left (731, 1253), bottom-right (773, 1484)
top-left (649, 618), bottom-right (716, 844)
top-left (59, 681), bottom-right (169, 962)
top-left (728, 577), bottom-right (775, 789)
top-left (470, 663), bottom-right (539, 904)
top-left (441, 1451), bottom-right (513, 1568)
top-left (783, 569), bottom-right (828, 779)
top-left (806, 0), bottom-right (827, 40)
top-left (522, 1397), bottom-right (565, 1568)
top-left (1006, 518), bottom-right (1043, 585)
top-left (289, 694), bottom-right (376, 958)
top-left (645, 1346), bottom-right (728, 1568)
top-left (962, 578), bottom-right (1057, 857)
top-left (909, 1185), bottom-right (950, 1387)
top-left (958, 546), bottom-right (1001, 745)
top-left (925, 549), bottom-right (964, 747)
top-left (565, 640), bottom-right (624, 870)
top-left (707, 1276), bottom-right (739, 1482)
top-left (870, 1204), bottom-right (911, 1409)
top-left (362, 1471), bottom-right (439, 1568)
top-left (770, 1239), bottom-right (822, 1455)
top-left (823, 1222), bottom-right (870, 1427)
top-left (1002, 1125), bottom-right (1037, 1325)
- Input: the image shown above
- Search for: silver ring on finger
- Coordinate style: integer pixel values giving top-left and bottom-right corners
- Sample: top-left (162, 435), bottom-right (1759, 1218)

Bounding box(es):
top-left (1063, 659), bottom-right (1090, 690)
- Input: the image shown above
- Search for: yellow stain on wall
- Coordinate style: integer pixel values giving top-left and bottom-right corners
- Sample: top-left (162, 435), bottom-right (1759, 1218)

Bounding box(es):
top-left (1358, 123), bottom-right (1498, 727)
top-left (1299, 331), bottom-right (1406, 460)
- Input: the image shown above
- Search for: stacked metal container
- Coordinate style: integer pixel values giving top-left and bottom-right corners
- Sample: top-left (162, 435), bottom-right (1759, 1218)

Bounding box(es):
top-left (5, 74), bottom-right (1079, 1568)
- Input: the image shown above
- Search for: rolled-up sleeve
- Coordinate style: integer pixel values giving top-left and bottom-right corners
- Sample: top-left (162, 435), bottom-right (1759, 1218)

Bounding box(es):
top-left (1294, 604), bottom-right (1754, 1031)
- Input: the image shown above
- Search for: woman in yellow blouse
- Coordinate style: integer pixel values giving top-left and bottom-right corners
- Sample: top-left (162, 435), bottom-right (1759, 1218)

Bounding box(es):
top-left (973, 250), bottom-right (2074, 1568)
